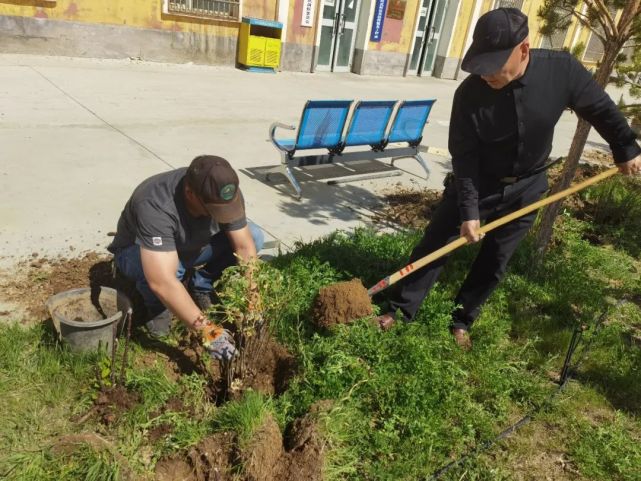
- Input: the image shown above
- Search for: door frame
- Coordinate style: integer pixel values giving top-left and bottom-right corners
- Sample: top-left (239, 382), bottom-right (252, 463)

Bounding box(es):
top-left (419, 0), bottom-right (448, 76)
top-left (314, 0), bottom-right (361, 72)
top-left (404, 0), bottom-right (435, 76)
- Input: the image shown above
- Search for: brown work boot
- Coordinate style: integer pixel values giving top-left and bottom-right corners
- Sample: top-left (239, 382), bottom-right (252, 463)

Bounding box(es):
top-left (451, 328), bottom-right (472, 351)
top-left (376, 313), bottom-right (396, 331)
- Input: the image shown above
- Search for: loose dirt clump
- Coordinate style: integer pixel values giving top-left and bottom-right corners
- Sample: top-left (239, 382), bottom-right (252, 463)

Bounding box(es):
top-left (93, 385), bottom-right (140, 426)
top-left (242, 415), bottom-right (284, 481)
top-left (313, 279), bottom-right (373, 328)
top-left (155, 458), bottom-right (195, 481)
top-left (155, 432), bottom-right (235, 481)
top-left (241, 412), bottom-right (325, 481)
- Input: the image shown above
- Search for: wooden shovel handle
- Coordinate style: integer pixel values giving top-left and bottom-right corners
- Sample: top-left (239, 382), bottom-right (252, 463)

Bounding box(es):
top-left (368, 167), bottom-right (619, 296)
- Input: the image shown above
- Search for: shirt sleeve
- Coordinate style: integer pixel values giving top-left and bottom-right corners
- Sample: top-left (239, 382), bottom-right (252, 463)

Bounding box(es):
top-left (133, 200), bottom-right (177, 252)
top-left (220, 216), bottom-right (248, 232)
top-left (567, 55), bottom-right (641, 164)
top-left (449, 84), bottom-right (482, 221)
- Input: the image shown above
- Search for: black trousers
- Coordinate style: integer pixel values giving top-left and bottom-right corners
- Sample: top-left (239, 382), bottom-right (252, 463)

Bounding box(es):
top-left (389, 173), bottom-right (548, 330)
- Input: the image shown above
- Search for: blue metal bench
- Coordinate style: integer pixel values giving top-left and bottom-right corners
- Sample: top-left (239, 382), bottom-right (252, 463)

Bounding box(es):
top-left (266, 98), bottom-right (436, 197)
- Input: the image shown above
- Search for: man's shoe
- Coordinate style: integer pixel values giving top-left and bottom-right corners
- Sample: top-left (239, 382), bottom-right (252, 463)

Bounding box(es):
top-left (451, 328), bottom-right (472, 351)
top-left (377, 313), bottom-right (396, 331)
top-left (192, 291), bottom-right (212, 312)
top-left (145, 309), bottom-right (172, 338)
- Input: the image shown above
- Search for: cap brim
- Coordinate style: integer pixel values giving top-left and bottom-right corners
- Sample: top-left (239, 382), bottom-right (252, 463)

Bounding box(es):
top-left (461, 44), bottom-right (514, 76)
top-left (203, 190), bottom-right (245, 224)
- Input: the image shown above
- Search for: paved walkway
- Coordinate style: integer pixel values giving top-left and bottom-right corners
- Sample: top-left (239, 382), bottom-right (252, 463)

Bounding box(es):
top-left (0, 53), bottom-right (620, 267)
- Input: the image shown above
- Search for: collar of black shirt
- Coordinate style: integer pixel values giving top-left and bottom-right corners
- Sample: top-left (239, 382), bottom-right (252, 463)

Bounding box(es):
top-left (513, 52), bottom-right (534, 87)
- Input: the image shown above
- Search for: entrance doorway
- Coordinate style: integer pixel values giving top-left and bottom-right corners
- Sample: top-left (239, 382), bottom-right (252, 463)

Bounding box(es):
top-left (316, 0), bottom-right (361, 72)
top-left (406, 0), bottom-right (449, 76)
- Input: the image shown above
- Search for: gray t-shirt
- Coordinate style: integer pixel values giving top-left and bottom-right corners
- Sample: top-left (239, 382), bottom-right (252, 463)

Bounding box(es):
top-left (108, 168), bottom-right (246, 263)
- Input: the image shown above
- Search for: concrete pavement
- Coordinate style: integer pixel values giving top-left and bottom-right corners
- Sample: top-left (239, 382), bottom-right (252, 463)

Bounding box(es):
top-left (0, 53), bottom-right (620, 268)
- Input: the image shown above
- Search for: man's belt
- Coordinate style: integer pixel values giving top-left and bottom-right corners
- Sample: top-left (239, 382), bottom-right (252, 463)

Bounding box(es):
top-left (499, 157), bottom-right (563, 184)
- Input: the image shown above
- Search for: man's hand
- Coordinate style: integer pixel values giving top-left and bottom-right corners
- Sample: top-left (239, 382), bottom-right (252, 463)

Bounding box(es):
top-left (460, 220), bottom-right (485, 243)
top-left (201, 323), bottom-right (237, 361)
top-left (617, 155), bottom-right (641, 176)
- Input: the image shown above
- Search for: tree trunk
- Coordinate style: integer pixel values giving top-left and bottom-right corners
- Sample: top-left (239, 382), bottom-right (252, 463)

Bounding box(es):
top-left (534, 43), bottom-right (621, 254)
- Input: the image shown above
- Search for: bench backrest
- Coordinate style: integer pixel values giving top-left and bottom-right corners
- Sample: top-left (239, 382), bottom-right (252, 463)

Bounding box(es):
top-left (344, 100), bottom-right (397, 147)
top-left (295, 100), bottom-right (353, 150)
top-left (387, 99), bottom-right (436, 144)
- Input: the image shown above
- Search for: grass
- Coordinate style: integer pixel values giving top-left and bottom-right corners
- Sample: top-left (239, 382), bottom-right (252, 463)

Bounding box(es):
top-left (2, 189), bottom-right (641, 480)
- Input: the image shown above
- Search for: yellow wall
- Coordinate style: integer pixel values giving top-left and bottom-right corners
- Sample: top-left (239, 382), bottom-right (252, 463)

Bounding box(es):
top-left (368, 0), bottom-right (422, 52)
top-left (0, 0), bottom-right (279, 38)
top-left (285, 0), bottom-right (317, 45)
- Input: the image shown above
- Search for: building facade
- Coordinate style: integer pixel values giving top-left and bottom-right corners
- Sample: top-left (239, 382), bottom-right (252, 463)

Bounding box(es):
top-left (0, 0), bottom-right (612, 78)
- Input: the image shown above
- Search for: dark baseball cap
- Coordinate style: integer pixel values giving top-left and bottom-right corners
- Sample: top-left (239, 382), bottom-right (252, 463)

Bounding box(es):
top-left (461, 8), bottom-right (529, 76)
top-left (186, 155), bottom-right (245, 223)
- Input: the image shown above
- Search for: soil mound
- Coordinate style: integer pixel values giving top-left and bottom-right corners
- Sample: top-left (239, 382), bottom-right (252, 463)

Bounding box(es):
top-left (313, 279), bottom-right (373, 328)
top-left (242, 415), bottom-right (284, 481)
top-left (155, 432), bottom-right (234, 481)
top-left (0, 252), bottom-right (143, 325)
top-left (94, 385), bottom-right (140, 426)
top-left (241, 412), bottom-right (325, 481)
top-left (370, 184), bottom-right (442, 229)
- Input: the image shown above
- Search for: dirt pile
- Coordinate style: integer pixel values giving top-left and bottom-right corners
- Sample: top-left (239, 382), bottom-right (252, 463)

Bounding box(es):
top-left (0, 252), bottom-right (142, 324)
top-left (93, 385), bottom-right (140, 426)
top-left (241, 413), bottom-right (325, 481)
top-left (313, 279), bottom-right (373, 328)
top-left (154, 410), bottom-right (325, 481)
top-left (155, 431), bottom-right (235, 481)
top-left (370, 184), bottom-right (442, 229)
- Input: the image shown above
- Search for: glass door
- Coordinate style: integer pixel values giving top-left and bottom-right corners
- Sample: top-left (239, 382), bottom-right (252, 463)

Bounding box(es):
top-left (317, 0), bottom-right (361, 72)
top-left (420, 0), bottom-right (448, 76)
top-left (406, 0), bottom-right (434, 75)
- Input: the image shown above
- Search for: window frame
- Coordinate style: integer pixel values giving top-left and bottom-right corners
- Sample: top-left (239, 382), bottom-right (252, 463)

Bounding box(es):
top-left (163, 0), bottom-right (243, 23)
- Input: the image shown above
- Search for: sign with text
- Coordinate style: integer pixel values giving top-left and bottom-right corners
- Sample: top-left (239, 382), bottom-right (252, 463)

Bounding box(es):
top-left (386, 0), bottom-right (406, 20)
top-left (301, 0), bottom-right (315, 27)
top-left (370, 0), bottom-right (388, 42)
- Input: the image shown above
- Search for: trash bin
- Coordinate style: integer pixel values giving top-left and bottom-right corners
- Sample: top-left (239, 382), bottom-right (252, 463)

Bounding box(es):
top-left (238, 17), bottom-right (283, 72)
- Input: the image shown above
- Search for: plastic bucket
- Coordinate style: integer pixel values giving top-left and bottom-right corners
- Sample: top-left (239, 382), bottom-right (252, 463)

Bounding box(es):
top-left (45, 286), bottom-right (132, 353)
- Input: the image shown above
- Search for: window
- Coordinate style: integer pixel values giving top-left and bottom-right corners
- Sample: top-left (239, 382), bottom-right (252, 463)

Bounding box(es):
top-left (583, 31), bottom-right (604, 62)
top-left (164, 0), bottom-right (242, 22)
top-left (583, 6), bottom-right (617, 62)
top-left (495, 0), bottom-right (524, 9)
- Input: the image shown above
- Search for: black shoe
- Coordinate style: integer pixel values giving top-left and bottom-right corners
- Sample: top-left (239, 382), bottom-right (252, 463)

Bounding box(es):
top-left (192, 290), bottom-right (213, 311)
top-left (145, 309), bottom-right (172, 338)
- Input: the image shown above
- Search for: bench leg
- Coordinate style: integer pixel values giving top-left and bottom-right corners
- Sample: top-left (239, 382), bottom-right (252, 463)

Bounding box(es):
top-left (264, 163), bottom-right (302, 198)
top-left (391, 152), bottom-right (431, 180)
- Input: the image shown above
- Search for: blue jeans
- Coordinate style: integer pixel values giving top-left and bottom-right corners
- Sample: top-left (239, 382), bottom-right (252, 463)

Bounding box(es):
top-left (113, 222), bottom-right (264, 317)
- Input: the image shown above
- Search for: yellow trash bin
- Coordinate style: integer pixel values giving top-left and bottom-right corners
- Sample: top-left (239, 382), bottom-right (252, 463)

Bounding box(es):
top-left (238, 17), bottom-right (283, 72)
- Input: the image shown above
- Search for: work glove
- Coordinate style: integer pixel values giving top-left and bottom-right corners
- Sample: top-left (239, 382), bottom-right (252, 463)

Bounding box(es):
top-left (201, 323), bottom-right (237, 361)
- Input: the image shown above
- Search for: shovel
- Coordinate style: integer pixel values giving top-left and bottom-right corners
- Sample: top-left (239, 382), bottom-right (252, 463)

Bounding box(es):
top-left (368, 166), bottom-right (619, 297)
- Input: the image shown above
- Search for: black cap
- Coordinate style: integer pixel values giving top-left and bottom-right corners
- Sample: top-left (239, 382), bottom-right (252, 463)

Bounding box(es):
top-left (186, 155), bottom-right (245, 223)
top-left (461, 8), bottom-right (529, 76)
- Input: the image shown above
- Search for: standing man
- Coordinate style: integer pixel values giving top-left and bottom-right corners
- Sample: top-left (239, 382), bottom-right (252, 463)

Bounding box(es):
top-left (377, 8), bottom-right (641, 348)
top-left (108, 155), bottom-right (264, 360)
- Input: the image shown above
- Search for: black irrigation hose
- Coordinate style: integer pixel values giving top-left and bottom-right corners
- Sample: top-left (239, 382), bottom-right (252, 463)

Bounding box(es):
top-left (428, 300), bottom-right (625, 480)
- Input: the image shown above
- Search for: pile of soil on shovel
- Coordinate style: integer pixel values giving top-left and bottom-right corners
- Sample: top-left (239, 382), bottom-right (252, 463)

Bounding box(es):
top-left (155, 408), bottom-right (326, 481)
top-left (313, 279), bottom-right (373, 329)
